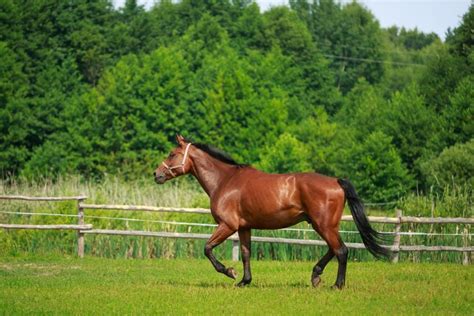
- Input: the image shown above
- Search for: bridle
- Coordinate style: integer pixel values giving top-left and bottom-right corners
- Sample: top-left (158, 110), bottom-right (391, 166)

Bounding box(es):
top-left (161, 143), bottom-right (192, 178)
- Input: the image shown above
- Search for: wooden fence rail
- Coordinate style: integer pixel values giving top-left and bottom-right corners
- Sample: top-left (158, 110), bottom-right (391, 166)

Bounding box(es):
top-left (0, 195), bottom-right (472, 264)
top-left (79, 203), bottom-right (474, 224)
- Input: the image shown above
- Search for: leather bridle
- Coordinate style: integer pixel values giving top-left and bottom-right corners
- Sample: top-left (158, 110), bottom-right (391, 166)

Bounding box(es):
top-left (161, 143), bottom-right (192, 178)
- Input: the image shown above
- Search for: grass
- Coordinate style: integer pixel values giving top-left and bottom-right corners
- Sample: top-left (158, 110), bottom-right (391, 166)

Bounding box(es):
top-left (0, 255), bottom-right (473, 315)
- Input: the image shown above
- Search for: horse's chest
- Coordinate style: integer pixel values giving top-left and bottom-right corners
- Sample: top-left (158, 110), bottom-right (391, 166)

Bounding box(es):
top-left (209, 191), bottom-right (241, 225)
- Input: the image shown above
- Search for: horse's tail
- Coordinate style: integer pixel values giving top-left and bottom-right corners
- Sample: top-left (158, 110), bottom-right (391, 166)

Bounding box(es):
top-left (337, 178), bottom-right (391, 259)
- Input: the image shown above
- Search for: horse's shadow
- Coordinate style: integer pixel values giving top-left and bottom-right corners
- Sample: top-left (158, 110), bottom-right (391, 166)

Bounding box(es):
top-left (157, 278), bottom-right (314, 289)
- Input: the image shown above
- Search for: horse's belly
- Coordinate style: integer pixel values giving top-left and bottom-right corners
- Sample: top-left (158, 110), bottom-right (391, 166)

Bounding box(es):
top-left (239, 175), bottom-right (305, 229)
top-left (240, 206), bottom-right (306, 229)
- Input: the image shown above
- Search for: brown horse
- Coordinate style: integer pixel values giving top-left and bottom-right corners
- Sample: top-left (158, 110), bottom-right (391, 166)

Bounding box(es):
top-left (154, 135), bottom-right (390, 289)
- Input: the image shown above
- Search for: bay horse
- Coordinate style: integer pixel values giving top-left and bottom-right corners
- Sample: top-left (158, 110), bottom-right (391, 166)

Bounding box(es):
top-left (154, 135), bottom-right (390, 289)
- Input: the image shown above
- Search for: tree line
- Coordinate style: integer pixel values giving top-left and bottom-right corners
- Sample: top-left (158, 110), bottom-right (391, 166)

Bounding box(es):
top-left (0, 0), bottom-right (472, 202)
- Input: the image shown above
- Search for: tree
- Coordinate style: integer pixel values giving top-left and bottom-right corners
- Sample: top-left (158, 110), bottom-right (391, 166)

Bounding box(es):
top-left (381, 84), bottom-right (438, 173)
top-left (442, 75), bottom-right (474, 146)
top-left (177, 13), bottom-right (230, 71)
top-left (385, 26), bottom-right (439, 50)
top-left (291, 0), bottom-right (385, 93)
top-left (25, 46), bottom-right (194, 177)
top-left (291, 108), bottom-right (339, 175)
top-left (261, 6), bottom-right (341, 116)
top-left (446, 4), bottom-right (474, 58)
top-left (0, 98), bottom-right (30, 176)
top-left (258, 133), bottom-right (311, 173)
top-left (418, 43), bottom-right (467, 112)
top-left (108, 0), bottom-right (155, 56)
top-left (421, 140), bottom-right (474, 189)
top-left (335, 78), bottom-right (386, 138)
top-left (335, 131), bottom-right (413, 203)
top-left (195, 45), bottom-right (288, 163)
top-left (232, 2), bottom-right (265, 51)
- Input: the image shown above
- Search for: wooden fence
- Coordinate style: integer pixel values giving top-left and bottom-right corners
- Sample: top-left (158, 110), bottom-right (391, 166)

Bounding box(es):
top-left (1, 195), bottom-right (472, 265)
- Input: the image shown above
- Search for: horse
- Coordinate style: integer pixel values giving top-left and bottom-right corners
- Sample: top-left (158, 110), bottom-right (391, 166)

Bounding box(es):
top-left (154, 135), bottom-right (390, 289)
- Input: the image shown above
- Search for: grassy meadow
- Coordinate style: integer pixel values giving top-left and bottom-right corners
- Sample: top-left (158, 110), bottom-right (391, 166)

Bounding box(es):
top-left (0, 255), bottom-right (473, 315)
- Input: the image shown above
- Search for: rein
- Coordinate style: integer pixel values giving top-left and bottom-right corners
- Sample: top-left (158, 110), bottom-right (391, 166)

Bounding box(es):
top-left (161, 143), bottom-right (192, 177)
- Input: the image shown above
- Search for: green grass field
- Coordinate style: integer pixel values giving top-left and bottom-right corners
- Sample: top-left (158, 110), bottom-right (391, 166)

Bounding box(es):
top-left (0, 255), bottom-right (472, 315)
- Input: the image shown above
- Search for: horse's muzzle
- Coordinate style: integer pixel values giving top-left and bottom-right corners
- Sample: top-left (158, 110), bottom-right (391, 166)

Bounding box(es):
top-left (154, 171), bottom-right (166, 184)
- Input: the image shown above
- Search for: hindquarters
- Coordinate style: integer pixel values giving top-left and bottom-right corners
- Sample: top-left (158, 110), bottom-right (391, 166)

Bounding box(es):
top-left (297, 173), bottom-right (346, 229)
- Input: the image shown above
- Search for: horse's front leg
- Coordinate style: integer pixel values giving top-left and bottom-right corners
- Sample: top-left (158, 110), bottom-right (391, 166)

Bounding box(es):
top-left (237, 229), bottom-right (252, 287)
top-left (205, 223), bottom-right (237, 280)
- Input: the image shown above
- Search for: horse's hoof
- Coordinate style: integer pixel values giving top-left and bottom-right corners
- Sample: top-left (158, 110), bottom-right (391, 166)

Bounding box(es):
top-left (331, 284), bottom-right (344, 290)
top-left (311, 276), bottom-right (321, 288)
top-left (236, 279), bottom-right (251, 287)
top-left (225, 267), bottom-right (237, 280)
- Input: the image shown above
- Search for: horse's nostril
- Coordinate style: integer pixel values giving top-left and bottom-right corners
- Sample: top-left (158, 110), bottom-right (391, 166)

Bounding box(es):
top-left (153, 171), bottom-right (156, 177)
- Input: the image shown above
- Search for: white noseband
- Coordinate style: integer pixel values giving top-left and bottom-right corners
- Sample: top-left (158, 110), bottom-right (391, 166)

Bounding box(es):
top-left (161, 143), bottom-right (192, 177)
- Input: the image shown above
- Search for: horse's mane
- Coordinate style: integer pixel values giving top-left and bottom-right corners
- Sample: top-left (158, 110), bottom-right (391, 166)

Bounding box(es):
top-left (184, 138), bottom-right (247, 168)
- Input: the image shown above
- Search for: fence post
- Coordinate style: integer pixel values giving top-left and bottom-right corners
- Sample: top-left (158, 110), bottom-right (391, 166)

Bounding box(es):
top-left (232, 239), bottom-right (239, 261)
top-left (463, 227), bottom-right (470, 265)
top-left (77, 198), bottom-right (85, 258)
top-left (391, 209), bottom-right (402, 263)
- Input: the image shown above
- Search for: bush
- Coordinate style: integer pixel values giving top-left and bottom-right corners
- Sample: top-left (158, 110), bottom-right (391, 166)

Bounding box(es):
top-left (336, 131), bottom-right (413, 203)
top-left (421, 139), bottom-right (474, 189)
top-left (258, 133), bottom-right (311, 173)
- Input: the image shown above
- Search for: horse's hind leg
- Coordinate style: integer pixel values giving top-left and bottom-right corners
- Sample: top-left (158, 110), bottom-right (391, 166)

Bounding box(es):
top-left (330, 234), bottom-right (348, 289)
top-left (308, 215), bottom-right (347, 289)
top-left (205, 223), bottom-right (237, 280)
top-left (311, 249), bottom-right (334, 287)
top-left (315, 226), bottom-right (348, 289)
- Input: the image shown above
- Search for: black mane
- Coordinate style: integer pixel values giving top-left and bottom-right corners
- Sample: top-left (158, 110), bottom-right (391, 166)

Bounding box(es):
top-left (186, 139), bottom-right (247, 167)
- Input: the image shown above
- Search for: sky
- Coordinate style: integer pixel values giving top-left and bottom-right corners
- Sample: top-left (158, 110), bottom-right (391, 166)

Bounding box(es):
top-left (113, 0), bottom-right (471, 40)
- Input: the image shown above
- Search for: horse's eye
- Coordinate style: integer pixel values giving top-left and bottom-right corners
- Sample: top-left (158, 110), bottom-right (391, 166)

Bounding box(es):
top-left (169, 153), bottom-right (175, 158)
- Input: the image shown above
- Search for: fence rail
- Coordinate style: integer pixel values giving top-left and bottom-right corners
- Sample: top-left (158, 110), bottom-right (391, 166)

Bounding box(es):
top-left (1, 195), bottom-right (472, 264)
top-left (0, 195), bottom-right (87, 201)
top-left (0, 224), bottom-right (92, 230)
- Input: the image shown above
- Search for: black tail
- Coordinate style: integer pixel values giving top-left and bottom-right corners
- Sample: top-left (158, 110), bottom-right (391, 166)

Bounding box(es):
top-left (338, 178), bottom-right (391, 259)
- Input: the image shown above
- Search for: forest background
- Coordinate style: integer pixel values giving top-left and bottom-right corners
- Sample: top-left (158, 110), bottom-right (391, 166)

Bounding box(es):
top-left (0, 0), bottom-right (472, 207)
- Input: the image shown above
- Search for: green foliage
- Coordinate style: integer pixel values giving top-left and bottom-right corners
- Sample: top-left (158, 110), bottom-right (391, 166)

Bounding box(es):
top-left (381, 84), bottom-right (438, 172)
top-left (385, 26), bottom-right (439, 50)
top-left (443, 75), bottom-right (474, 146)
top-left (335, 78), bottom-right (387, 137)
top-left (418, 44), bottom-right (468, 112)
top-left (258, 133), bottom-right (311, 173)
top-left (335, 131), bottom-right (413, 203)
top-left (0, 0), bottom-right (472, 203)
top-left (291, 108), bottom-right (339, 174)
top-left (421, 140), bottom-right (474, 190)
top-left (446, 3), bottom-right (474, 57)
top-left (196, 46), bottom-right (288, 163)
top-left (0, 42), bottom-right (29, 175)
top-left (292, 0), bottom-right (385, 93)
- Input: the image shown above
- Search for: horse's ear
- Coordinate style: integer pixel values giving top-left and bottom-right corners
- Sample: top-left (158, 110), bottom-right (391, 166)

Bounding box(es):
top-left (176, 134), bottom-right (185, 146)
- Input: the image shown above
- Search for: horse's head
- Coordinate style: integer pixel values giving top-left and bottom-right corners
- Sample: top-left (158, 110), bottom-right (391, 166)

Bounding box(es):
top-left (154, 135), bottom-right (193, 184)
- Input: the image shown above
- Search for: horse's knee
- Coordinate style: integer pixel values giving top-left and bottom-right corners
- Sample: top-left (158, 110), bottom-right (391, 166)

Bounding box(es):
top-left (204, 244), bottom-right (213, 258)
top-left (241, 247), bottom-right (250, 259)
top-left (335, 245), bottom-right (348, 262)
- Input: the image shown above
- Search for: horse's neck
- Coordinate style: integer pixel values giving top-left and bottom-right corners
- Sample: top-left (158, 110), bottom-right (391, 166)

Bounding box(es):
top-left (189, 152), bottom-right (236, 198)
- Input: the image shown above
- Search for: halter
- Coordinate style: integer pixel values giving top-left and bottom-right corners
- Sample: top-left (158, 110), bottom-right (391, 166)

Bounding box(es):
top-left (161, 143), bottom-right (192, 178)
